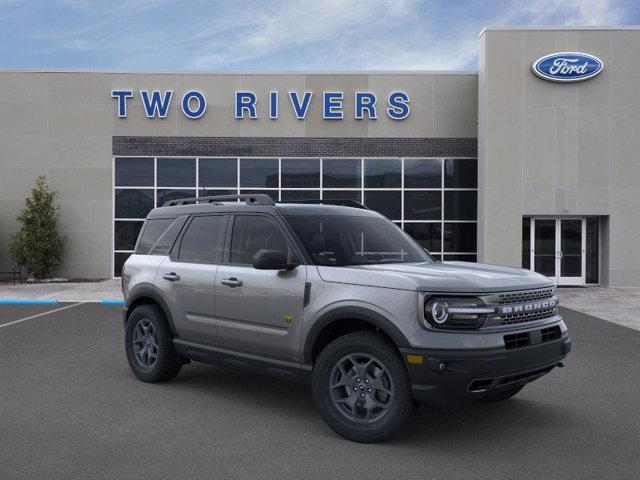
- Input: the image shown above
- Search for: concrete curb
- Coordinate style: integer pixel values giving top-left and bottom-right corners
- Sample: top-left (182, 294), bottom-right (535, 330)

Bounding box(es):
top-left (0, 299), bottom-right (125, 305)
top-left (0, 299), bottom-right (59, 304)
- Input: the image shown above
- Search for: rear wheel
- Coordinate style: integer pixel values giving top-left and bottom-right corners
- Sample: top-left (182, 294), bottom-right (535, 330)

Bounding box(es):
top-left (312, 331), bottom-right (416, 443)
top-left (478, 385), bottom-right (524, 403)
top-left (125, 304), bottom-right (182, 382)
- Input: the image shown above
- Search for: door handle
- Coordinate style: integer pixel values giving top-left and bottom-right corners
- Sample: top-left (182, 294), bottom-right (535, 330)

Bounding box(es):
top-left (221, 277), bottom-right (243, 287)
top-left (163, 272), bottom-right (181, 282)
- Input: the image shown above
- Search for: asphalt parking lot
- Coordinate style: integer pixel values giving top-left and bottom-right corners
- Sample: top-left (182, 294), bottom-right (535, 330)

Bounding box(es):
top-left (1, 304), bottom-right (639, 480)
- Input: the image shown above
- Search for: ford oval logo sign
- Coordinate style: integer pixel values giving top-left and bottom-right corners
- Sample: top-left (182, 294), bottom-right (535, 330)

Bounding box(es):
top-left (532, 52), bottom-right (604, 82)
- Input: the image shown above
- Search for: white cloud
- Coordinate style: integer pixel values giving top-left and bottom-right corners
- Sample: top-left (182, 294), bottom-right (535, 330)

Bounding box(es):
top-left (9, 0), bottom-right (632, 70)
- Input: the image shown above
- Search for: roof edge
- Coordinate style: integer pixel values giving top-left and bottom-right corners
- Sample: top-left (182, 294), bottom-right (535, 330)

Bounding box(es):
top-left (0, 67), bottom-right (478, 76)
top-left (479, 25), bottom-right (640, 38)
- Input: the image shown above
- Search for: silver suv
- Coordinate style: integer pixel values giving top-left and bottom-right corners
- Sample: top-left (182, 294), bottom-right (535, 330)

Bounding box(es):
top-left (121, 194), bottom-right (571, 443)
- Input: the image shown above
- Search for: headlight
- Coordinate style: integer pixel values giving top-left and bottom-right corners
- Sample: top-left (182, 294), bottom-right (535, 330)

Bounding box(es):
top-left (423, 297), bottom-right (495, 330)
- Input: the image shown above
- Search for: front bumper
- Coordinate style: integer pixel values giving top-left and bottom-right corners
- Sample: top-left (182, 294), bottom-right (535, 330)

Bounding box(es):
top-left (400, 334), bottom-right (571, 406)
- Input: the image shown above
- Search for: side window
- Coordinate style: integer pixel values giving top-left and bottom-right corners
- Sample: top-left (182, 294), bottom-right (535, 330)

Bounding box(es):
top-left (178, 215), bottom-right (227, 264)
top-left (229, 215), bottom-right (292, 265)
top-left (136, 218), bottom-right (174, 254)
top-left (148, 215), bottom-right (188, 255)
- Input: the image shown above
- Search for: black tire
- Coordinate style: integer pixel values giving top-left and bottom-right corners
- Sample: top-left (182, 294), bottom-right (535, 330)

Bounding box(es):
top-left (125, 304), bottom-right (182, 383)
top-left (478, 385), bottom-right (524, 403)
top-left (312, 331), bottom-right (417, 443)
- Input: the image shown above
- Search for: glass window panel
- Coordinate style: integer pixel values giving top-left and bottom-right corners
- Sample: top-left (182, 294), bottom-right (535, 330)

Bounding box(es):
top-left (114, 252), bottom-right (132, 277)
top-left (229, 215), bottom-right (291, 265)
top-left (560, 219), bottom-right (582, 277)
top-left (136, 218), bottom-right (175, 254)
top-left (322, 159), bottom-right (361, 188)
top-left (148, 216), bottom-right (189, 256)
top-left (364, 191), bottom-right (401, 220)
top-left (443, 223), bottom-right (477, 253)
top-left (444, 191), bottom-right (477, 220)
top-left (178, 215), bottom-right (228, 264)
top-left (322, 190), bottom-right (361, 202)
top-left (199, 158), bottom-right (237, 187)
top-left (404, 191), bottom-right (441, 220)
top-left (240, 158), bottom-right (278, 188)
top-left (157, 158), bottom-right (196, 187)
top-left (240, 190), bottom-right (279, 202)
top-left (522, 218), bottom-right (531, 269)
top-left (404, 159), bottom-right (441, 188)
top-left (281, 190), bottom-right (320, 201)
top-left (115, 189), bottom-right (154, 219)
top-left (281, 158), bottom-right (320, 188)
top-left (443, 254), bottom-right (477, 262)
top-left (534, 220), bottom-right (556, 276)
top-left (364, 158), bottom-right (401, 188)
top-left (199, 189), bottom-right (237, 198)
top-left (157, 189), bottom-right (196, 207)
top-left (115, 158), bottom-right (154, 186)
top-left (114, 221), bottom-right (143, 251)
top-left (403, 223), bottom-right (442, 252)
top-left (444, 159), bottom-right (477, 188)
top-left (586, 217), bottom-right (599, 284)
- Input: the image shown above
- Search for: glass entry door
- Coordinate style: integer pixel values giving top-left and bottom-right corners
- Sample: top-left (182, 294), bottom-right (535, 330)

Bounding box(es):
top-left (529, 218), bottom-right (586, 286)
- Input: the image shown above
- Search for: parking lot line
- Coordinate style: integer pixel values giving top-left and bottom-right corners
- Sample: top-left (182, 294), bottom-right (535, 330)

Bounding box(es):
top-left (0, 302), bottom-right (82, 329)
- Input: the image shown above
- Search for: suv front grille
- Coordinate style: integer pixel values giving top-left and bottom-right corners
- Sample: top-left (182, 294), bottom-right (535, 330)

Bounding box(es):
top-left (501, 306), bottom-right (557, 325)
top-left (492, 287), bottom-right (557, 326)
top-left (496, 287), bottom-right (555, 304)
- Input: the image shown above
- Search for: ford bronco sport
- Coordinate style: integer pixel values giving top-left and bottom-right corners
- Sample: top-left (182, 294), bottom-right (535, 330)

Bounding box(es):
top-left (121, 194), bottom-right (571, 443)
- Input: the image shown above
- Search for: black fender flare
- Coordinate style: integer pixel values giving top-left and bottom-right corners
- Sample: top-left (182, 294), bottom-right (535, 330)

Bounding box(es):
top-left (125, 283), bottom-right (177, 336)
top-left (302, 306), bottom-right (411, 364)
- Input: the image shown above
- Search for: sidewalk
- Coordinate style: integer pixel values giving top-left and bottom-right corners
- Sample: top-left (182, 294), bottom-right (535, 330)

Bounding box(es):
top-left (557, 286), bottom-right (640, 332)
top-left (0, 279), bottom-right (123, 303)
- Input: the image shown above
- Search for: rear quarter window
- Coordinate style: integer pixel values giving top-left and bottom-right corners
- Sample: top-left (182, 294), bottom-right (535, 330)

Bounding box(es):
top-left (135, 217), bottom-right (183, 254)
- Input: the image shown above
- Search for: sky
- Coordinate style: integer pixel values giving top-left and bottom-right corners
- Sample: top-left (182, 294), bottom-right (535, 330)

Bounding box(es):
top-left (0, 0), bottom-right (638, 71)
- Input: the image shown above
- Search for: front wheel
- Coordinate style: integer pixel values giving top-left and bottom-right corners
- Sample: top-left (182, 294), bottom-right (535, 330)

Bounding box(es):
top-left (312, 331), bottom-right (416, 443)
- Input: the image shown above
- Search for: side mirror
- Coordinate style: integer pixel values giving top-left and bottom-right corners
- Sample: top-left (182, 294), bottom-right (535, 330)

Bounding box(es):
top-left (252, 249), bottom-right (298, 271)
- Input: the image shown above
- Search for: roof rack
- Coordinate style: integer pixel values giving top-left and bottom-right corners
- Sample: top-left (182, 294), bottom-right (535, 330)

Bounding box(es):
top-left (279, 199), bottom-right (369, 210)
top-left (163, 194), bottom-right (275, 207)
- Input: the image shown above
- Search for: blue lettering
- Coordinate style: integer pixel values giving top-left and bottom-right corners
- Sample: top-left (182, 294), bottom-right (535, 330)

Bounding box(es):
top-left (269, 91), bottom-right (278, 119)
top-left (355, 92), bottom-right (377, 120)
top-left (235, 91), bottom-right (257, 119)
top-left (323, 92), bottom-right (343, 119)
top-left (111, 90), bottom-right (133, 118)
top-left (289, 91), bottom-right (313, 119)
top-left (181, 90), bottom-right (206, 119)
top-left (140, 90), bottom-right (173, 118)
top-left (387, 91), bottom-right (410, 120)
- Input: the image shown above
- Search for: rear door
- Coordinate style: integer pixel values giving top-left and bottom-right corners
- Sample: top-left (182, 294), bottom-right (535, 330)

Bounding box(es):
top-left (214, 213), bottom-right (307, 362)
top-left (156, 214), bottom-right (229, 345)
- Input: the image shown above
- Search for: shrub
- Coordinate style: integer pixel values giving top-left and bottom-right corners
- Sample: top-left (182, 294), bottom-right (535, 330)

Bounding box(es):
top-left (9, 175), bottom-right (67, 279)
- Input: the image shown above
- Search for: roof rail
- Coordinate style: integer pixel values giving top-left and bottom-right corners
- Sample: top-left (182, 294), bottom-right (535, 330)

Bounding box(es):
top-left (279, 199), bottom-right (369, 210)
top-left (163, 194), bottom-right (275, 207)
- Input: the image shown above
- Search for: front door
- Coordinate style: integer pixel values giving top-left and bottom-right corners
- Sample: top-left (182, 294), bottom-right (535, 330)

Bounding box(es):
top-left (156, 214), bottom-right (229, 345)
top-left (214, 214), bottom-right (307, 362)
top-left (530, 218), bottom-right (585, 286)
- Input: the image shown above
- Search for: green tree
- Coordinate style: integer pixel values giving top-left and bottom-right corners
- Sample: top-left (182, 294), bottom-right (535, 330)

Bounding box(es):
top-left (9, 175), bottom-right (67, 279)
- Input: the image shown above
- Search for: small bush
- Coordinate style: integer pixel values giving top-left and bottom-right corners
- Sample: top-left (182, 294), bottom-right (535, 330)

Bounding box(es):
top-left (9, 175), bottom-right (67, 279)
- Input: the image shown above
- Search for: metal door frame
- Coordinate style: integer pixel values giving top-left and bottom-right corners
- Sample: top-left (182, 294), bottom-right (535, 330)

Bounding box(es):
top-left (529, 217), bottom-right (586, 286)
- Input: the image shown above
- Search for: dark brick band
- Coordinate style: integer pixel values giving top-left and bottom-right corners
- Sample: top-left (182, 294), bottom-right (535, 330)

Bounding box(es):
top-left (113, 136), bottom-right (476, 158)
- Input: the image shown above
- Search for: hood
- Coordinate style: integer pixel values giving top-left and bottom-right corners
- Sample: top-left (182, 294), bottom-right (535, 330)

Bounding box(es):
top-left (316, 261), bottom-right (553, 293)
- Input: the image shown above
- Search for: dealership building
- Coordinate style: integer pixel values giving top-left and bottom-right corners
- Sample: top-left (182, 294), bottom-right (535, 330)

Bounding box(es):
top-left (0, 26), bottom-right (639, 286)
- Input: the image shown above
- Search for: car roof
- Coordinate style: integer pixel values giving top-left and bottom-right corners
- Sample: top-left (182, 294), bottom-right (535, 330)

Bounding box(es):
top-left (146, 201), bottom-right (381, 220)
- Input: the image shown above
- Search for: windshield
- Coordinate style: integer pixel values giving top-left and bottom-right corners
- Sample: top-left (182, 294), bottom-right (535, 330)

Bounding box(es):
top-left (286, 215), bottom-right (433, 266)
